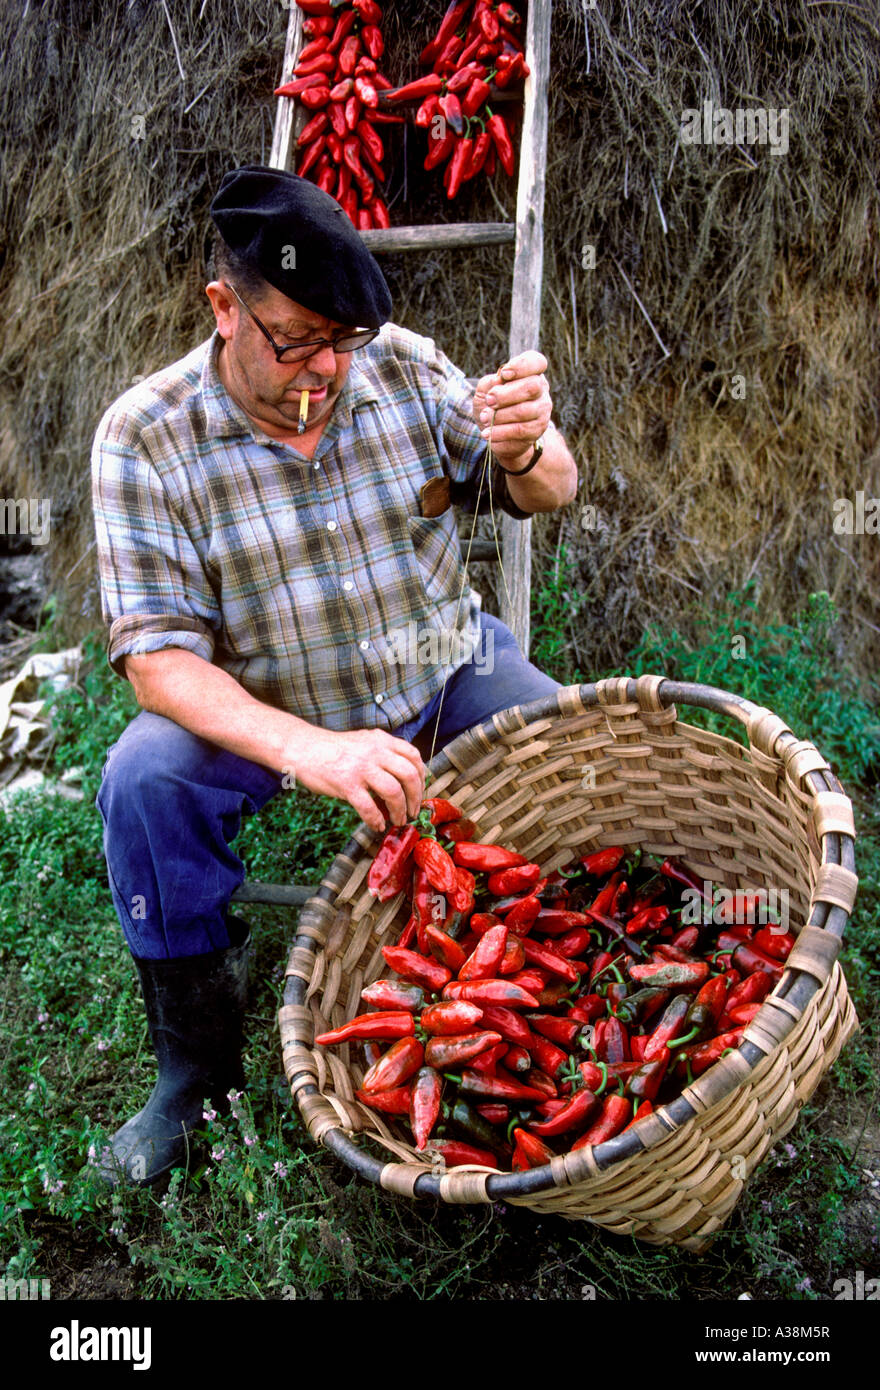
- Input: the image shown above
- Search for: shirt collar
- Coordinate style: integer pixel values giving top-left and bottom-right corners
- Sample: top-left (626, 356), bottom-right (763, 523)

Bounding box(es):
top-left (199, 329), bottom-right (379, 443)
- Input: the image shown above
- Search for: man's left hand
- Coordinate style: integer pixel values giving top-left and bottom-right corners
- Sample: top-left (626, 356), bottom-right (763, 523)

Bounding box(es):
top-left (472, 351), bottom-right (552, 469)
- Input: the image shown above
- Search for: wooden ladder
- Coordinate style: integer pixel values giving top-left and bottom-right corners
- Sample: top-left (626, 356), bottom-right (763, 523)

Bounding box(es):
top-left (233, 0), bottom-right (552, 912)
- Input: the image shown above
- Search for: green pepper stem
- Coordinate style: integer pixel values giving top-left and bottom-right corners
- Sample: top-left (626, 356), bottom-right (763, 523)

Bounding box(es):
top-left (667, 1025), bottom-right (701, 1049)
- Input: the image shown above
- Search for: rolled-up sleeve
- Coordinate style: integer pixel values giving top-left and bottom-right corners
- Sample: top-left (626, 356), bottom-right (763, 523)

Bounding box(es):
top-left (91, 419), bottom-right (219, 679)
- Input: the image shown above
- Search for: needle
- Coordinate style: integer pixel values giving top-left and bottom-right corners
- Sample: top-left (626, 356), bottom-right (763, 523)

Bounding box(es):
top-left (298, 390), bottom-right (309, 435)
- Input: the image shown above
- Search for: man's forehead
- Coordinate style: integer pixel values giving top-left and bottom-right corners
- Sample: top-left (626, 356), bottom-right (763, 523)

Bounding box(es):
top-left (258, 287), bottom-right (348, 334)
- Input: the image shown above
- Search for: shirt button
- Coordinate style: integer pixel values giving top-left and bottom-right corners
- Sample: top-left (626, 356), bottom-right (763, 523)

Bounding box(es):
top-left (313, 461), bottom-right (320, 470)
top-left (326, 520), bottom-right (337, 532)
top-left (342, 581), bottom-right (354, 592)
top-left (375, 693), bottom-right (385, 705)
top-left (359, 640), bottom-right (369, 651)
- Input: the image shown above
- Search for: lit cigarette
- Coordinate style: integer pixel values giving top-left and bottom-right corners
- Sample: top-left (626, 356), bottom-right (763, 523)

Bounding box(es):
top-left (298, 389), bottom-right (309, 434)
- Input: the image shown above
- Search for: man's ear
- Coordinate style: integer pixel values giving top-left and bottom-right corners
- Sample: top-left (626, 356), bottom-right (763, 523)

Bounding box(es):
top-left (205, 281), bottom-right (237, 341)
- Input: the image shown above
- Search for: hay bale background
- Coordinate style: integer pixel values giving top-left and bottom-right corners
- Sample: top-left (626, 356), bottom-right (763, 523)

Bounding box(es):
top-left (1, 0), bottom-right (879, 683)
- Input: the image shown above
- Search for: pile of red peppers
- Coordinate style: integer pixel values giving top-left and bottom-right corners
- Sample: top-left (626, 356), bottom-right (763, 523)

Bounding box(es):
top-left (279, 0), bottom-right (401, 230)
top-left (314, 803), bottom-right (795, 1171)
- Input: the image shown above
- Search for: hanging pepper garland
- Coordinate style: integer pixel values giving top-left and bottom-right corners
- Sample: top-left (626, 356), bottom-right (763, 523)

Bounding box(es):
top-left (277, 0), bottom-right (530, 225)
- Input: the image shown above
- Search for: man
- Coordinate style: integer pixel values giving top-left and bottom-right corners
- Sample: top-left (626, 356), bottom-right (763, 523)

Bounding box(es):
top-left (91, 166), bottom-right (578, 1185)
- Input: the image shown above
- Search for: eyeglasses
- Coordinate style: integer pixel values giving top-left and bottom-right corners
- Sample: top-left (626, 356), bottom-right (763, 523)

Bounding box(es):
top-left (224, 282), bottom-right (379, 363)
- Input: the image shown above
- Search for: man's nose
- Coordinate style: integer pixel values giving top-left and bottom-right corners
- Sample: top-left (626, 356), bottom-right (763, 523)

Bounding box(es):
top-left (302, 341), bottom-right (339, 376)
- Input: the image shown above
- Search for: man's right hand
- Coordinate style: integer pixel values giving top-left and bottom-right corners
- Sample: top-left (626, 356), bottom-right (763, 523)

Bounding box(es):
top-left (286, 727), bottom-right (426, 833)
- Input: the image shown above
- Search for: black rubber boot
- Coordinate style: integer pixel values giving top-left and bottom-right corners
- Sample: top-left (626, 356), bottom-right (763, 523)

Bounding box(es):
top-left (97, 917), bottom-right (250, 1187)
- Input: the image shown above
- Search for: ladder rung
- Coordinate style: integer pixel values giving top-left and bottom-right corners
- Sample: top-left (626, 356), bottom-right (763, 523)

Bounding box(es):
top-left (360, 222), bottom-right (514, 252)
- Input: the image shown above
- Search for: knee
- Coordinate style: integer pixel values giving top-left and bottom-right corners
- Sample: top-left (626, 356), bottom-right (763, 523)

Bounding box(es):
top-left (97, 711), bottom-right (209, 815)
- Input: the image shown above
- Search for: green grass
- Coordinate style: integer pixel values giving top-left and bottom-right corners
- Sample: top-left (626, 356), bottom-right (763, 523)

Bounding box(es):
top-left (0, 588), bottom-right (878, 1299)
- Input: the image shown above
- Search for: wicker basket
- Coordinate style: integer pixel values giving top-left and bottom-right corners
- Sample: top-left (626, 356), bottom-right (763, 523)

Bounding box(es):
top-left (279, 675), bottom-right (859, 1250)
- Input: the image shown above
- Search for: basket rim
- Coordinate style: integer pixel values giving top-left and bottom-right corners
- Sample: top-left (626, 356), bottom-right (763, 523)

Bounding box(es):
top-left (280, 675), bottom-right (858, 1201)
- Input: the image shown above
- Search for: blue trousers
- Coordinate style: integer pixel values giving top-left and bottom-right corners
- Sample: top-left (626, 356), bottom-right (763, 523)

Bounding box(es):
top-left (96, 614), bottom-right (560, 960)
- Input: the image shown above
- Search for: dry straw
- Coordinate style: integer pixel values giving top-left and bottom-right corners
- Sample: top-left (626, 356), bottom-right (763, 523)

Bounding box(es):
top-left (1, 2), bottom-right (879, 681)
top-left (280, 675), bottom-right (858, 1249)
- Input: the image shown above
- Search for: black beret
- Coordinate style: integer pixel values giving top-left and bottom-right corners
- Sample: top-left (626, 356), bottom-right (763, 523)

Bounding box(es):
top-left (209, 165), bottom-right (392, 329)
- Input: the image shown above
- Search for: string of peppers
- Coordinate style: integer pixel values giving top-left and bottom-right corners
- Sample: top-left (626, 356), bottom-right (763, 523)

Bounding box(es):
top-left (315, 805), bottom-right (796, 1171)
top-left (278, 1), bottom-right (530, 227)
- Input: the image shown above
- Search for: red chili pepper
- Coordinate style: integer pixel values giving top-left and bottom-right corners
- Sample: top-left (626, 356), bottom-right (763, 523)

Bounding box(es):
top-left (677, 1029), bottom-right (744, 1077)
top-left (528, 1087), bottom-right (600, 1138)
top-left (303, 15), bottom-right (334, 36)
top-left (448, 865), bottom-right (476, 914)
top-left (487, 863), bottom-right (542, 897)
top-left (580, 847), bottom-right (627, 877)
top-left (495, 51), bottom-right (529, 87)
top-left (361, 1036), bottom-right (425, 1092)
top-left (546, 926), bottom-right (590, 960)
top-left (533, 908), bottom-right (593, 936)
top-left (275, 73), bottom-right (327, 97)
top-left (420, 798), bottom-right (462, 826)
top-left (477, 1005), bottom-right (533, 1047)
top-left (643, 994), bottom-right (692, 1060)
top-left (525, 1030), bottom-right (568, 1078)
top-left (626, 1055), bottom-right (668, 1102)
top-left (724, 969), bottom-right (772, 1012)
top-left (468, 1041), bottom-right (507, 1074)
top-left (315, 1010), bottom-right (415, 1047)
top-left (386, 72), bottom-right (445, 103)
top-left (507, 968), bottom-right (547, 996)
top-left (425, 923), bottom-right (468, 973)
top-left (361, 23), bottom-right (384, 60)
top-left (729, 942), bottom-right (784, 981)
top-left (297, 135), bottom-right (326, 177)
top-left (453, 843), bottom-right (528, 873)
top-left (528, 1014), bottom-right (581, 1049)
top-left (297, 110), bottom-right (330, 145)
top-left (426, 1139), bottom-right (498, 1168)
top-left (502, 1044), bottom-right (531, 1074)
top-left (354, 76), bottom-right (378, 108)
top-left (682, 975), bottom-right (729, 1040)
top-left (602, 1016), bottom-right (630, 1063)
top-left (487, 111), bottom-right (515, 175)
top-left (497, 2), bottom-right (521, 28)
top-left (628, 960), bottom-right (710, 989)
top-left (511, 1128), bottom-right (555, 1170)
top-left (630, 1034), bottom-right (649, 1063)
top-left (328, 76), bottom-right (354, 102)
top-left (441, 818), bottom-right (478, 843)
top-left (520, 938), bottom-right (581, 984)
top-left (458, 1071), bottom-right (547, 1103)
top-left (456, 923), bottom-right (507, 981)
top-left (424, 123), bottom-right (457, 170)
top-left (300, 85), bottom-right (331, 109)
top-left (381, 945), bottom-right (452, 994)
top-left (753, 927), bottom-right (796, 960)
top-left (439, 91), bottom-right (464, 135)
top-left (498, 934), bottom-right (526, 976)
top-left (361, 980), bottom-right (424, 1012)
top-left (368, 196), bottom-right (390, 228)
top-left (660, 857), bottom-right (712, 901)
top-left (355, 1085), bottom-right (412, 1115)
top-left (623, 1100), bottom-right (654, 1131)
top-left (625, 905), bottom-right (670, 936)
top-left (419, 1000), bottom-right (483, 1035)
top-left (294, 52), bottom-right (337, 76)
top-left (419, 0), bottom-right (471, 67)
top-left (413, 836), bottom-right (460, 897)
top-left (352, 0), bottom-right (382, 21)
top-left (316, 165), bottom-right (335, 194)
top-left (476, 1103), bottom-right (509, 1125)
top-left (714, 890), bottom-right (770, 925)
top-left (500, 894), bottom-right (542, 932)
top-left (367, 825), bottom-right (420, 901)
top-left (461, 78), bottom-right (493, 119)
top-left (672, 925), bottom-right (701, 951)
top-left (567, 993), bottom-right (605, 1024)
top-left (424, 1030), bottom-right (503, 1070)
top-left (455, 979), bottom-right (540, 1009)
top-left (721, 1002), bottom-right (762, 1026)
top-left (570, 1094), bottom-right (633, 1149)
top-left (408, 1067), bottom-right (443, 1149)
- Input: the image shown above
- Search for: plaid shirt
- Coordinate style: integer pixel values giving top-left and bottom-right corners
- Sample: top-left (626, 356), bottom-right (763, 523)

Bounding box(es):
top-left (91, 323), bottom-right (527, 732)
